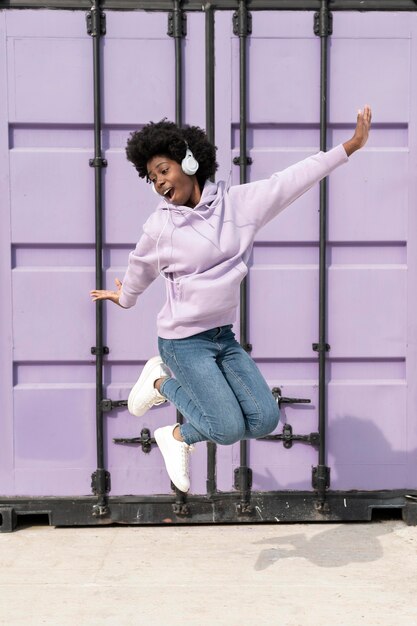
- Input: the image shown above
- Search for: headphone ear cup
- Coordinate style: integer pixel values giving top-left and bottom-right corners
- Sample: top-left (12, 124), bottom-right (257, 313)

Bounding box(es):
top-left (181, 148), bottom-right (199, 176)
top-left (151, 182), bottom-right (158, 195)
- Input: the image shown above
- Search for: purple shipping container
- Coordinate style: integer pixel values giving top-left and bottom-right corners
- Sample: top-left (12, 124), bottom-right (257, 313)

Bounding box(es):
top-left (0, 3), bottom-right (417, 529)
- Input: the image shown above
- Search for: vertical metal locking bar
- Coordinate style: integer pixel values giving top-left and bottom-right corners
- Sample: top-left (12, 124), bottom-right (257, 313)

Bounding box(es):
top-left (234, 0), bottom-right (253, 516)
top-left (168, 0), bottom-right (187, 129)
top-left (312, 0), bottom-right (333, 510)
top-left (168, 1), bottom-right (190, 515)
top-left (205, 2), bottom-right (217, 498)
top-left (87, 0), bottom-right (110, 518)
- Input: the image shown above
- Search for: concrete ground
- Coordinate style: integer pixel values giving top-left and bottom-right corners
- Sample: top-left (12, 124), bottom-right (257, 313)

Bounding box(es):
top-left (0, 520), bottom-right (416, 626)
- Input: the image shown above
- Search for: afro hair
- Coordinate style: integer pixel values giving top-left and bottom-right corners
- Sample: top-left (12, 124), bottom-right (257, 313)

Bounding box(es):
top-left (125, 120), bottom-right (218, 190)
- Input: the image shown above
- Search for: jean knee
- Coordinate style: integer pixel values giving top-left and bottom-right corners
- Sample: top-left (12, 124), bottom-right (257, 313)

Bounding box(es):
top-left (211, 431), bottom-right (243, 446)
top-left (209, 420), bottom-right (245, 446)
top-left (253, 404), bottom-right (280, 438)
top-left (268, 404), bottom-right (280, 432)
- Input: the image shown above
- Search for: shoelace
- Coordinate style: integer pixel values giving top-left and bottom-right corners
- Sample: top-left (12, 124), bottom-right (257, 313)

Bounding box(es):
top-left (143, 388), bottom-right (166, 410)
top-left (180, 444), bottom-right (194, 476)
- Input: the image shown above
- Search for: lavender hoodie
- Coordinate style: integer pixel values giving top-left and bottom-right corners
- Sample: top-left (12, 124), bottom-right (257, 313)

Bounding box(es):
top-left (119, 144), bottom-right (349, 339)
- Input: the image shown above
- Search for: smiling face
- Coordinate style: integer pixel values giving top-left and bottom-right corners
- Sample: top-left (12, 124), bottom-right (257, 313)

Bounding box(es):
top-left (147, 155), bottom-right (201, 208)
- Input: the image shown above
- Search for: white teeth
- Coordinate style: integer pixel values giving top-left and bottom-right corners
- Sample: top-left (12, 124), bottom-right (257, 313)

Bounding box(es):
top-left (163, 188), bottom-right (172, 196)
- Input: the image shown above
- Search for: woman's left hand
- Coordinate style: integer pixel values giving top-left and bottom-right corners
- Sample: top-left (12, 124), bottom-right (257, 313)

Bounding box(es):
top-left (343, 105), bottom-right (372, 156)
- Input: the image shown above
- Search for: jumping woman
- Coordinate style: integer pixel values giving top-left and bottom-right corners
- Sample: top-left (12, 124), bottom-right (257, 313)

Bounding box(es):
top-left (90, 106), bottom-right (372, 493)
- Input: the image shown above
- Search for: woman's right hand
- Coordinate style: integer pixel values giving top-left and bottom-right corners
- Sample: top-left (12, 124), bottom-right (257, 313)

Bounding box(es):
top-left (90, 278), bottom-right (123, 306)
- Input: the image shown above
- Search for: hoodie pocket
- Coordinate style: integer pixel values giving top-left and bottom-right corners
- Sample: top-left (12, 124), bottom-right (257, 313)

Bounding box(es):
top-left (174, 280), bottom-right (182, 302)
top-left (166, 277), bottom-right (183, 318)
top-left (174, 260), bottom-right (248, 321)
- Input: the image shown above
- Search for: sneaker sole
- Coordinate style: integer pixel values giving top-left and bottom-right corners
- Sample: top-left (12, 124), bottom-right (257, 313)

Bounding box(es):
top-left (128, 356), bottom-right (166, 417)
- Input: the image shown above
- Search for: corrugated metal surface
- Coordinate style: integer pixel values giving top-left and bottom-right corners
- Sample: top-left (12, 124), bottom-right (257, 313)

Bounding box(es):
top-left (0, 8), bottom-right (416, 502)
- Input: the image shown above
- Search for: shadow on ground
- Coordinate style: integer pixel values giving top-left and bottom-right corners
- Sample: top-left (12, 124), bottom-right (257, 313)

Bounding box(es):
top-left (253, 521), bottom-right (393, 570)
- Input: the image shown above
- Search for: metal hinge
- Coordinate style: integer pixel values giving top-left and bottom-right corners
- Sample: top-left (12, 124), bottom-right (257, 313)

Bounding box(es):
top-left (167, 10), bottom-right (187, 38)
top-left (91, 469), bottom-right (111, 495)
top-left (233, 6), bottom-right (252, 37)
top-left (86, 9), bottom-right (106, 37)
top-left (113, 428), bottom-right (154, 454)
top-left (314, 7), bottom-right (333, 37)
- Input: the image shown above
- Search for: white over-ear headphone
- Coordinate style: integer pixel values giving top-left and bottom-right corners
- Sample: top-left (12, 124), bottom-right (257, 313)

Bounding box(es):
top-left (151, 142), bottom-right (199, 194)
top-left (181, 143), bottom-right (199, 176)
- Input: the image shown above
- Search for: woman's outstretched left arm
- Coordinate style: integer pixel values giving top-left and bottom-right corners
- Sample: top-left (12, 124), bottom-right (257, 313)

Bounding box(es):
top-left (229, 105), bottom-right (372, 231)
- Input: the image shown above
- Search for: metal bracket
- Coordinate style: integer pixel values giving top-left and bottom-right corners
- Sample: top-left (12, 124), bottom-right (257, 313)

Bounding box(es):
top-left (233, 156), bottom-right (253, 166)
top-left (91, 346), bottom-right (109, 356)
top-left (314, 499), bottom-right (330, 513)
top-left (234, 466), bottom-right (252, 491)
top-left (236, 501), bottom-right (254, 515)
top-left (113, 428), bottom-right (154, 454)
top-left (314, 8), bottom-right (333, 37)
top-left (91, 469), bottom-right (111, 495)
top-left (312, 342), bottom-right (330, 353)
top-left (89, 157), bottom-right (108, 168)
top-left (100, 399), bottom-right (128, 412)
top-left (86, 10), bottom-right (106, 37)
top-left (403, 499), bottom-right (417, 526)
top-left (233, 7), bottom-right (252, 37)
top-left (280, 423), bottom-right (294, 448)
top-left (167, 10), bottom-right (187, 38)
top-left (312, 465), bottom-right (330, 490)
top-left (272, 386), bottom-right (312, 407)
top-left (0, 507), bottom-right (17, 533)
top-left (258, 424), bottom-right (319, 449)
top-left (260, 389), bottom-right (316, 448)
top-left (92, 503), bottom-right (110, 518)
top-left (172, 502), bottom-right (191, 517)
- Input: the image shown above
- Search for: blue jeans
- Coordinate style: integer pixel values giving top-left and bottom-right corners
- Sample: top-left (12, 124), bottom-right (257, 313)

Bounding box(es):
top-left (158, 325), bottom-right (280, 446)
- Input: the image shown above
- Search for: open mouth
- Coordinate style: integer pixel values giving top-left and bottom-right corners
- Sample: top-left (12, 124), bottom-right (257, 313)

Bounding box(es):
top-left (163, 187), bottom-right (174, 200)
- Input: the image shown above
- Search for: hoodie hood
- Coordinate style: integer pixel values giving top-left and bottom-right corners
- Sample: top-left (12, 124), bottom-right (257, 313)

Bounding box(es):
top-left (151, 179), bottom-right (229, 286)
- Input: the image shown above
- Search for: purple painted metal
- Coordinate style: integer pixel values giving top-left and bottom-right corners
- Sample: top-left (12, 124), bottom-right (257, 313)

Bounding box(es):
top-left (0, 8), bottom-right (416, 498)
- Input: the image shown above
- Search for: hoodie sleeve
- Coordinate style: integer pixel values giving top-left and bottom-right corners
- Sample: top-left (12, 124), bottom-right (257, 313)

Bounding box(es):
top-left (228, 144), bottom-right (349, 231)
top-left (118, 231), bottom-right (159, 309)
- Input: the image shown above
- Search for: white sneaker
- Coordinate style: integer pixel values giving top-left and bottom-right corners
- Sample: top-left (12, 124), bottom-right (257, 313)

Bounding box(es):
top-left (154, 424), bottom-right (194, 493)
top-left (128, 356), bottom-right (171, 417)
